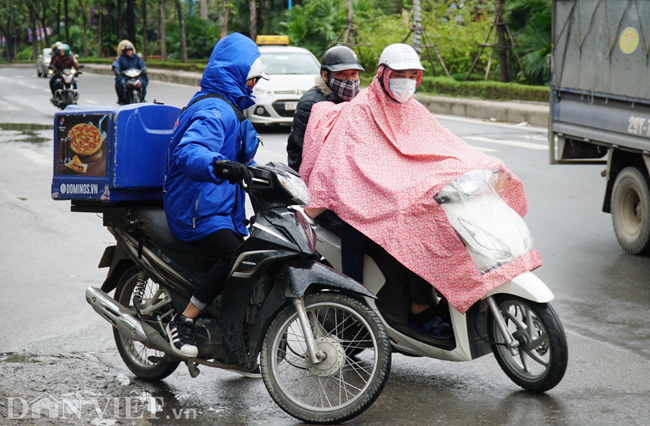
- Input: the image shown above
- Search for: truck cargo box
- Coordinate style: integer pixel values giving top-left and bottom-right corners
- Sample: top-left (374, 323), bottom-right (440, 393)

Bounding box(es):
top-left (51, 103), bottom-right (181, 202)
top-left (550, 0), bottom-right (650, 164)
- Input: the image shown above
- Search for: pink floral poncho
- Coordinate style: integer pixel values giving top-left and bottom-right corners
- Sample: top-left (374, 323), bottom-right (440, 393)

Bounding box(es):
top-left (300, 70), bottom-right (542, 314)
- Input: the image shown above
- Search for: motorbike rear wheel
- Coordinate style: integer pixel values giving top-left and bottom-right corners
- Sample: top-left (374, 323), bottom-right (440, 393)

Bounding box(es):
top-left (113, 266), bottom-right (180, 380)
top-left (488, 295), bottom-right (568, 392)
top-left (261, 292), bottom-right (391, 424)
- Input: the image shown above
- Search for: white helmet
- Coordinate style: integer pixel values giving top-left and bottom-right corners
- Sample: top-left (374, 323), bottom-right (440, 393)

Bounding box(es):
top-left (378, 44), bottom-right (425, 71)
top-left (247, 57), bottom-right (269, 81)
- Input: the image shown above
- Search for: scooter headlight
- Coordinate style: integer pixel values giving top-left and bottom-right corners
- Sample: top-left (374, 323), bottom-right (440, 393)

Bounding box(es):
top-left (458, 218), bottom-right (512, 260)
top-left (277, 172), bottom-right (310, 206)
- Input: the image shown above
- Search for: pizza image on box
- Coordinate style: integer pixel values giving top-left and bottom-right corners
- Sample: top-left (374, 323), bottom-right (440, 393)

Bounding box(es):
top-left (68, 123), bottom-right (103, 156)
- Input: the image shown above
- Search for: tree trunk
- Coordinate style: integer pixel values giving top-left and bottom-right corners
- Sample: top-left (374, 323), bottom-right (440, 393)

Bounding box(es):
top-left (141, 0), bottom-right (148, 59)
top-left (160, 0), bottom-right (167, 60)
top-left (57, 0), bottom-right (61, 40)
top-left (30, 10), bottom-right (39, 60)
top-left (220, 0), bottom-right (229, 38)
top-left (78, 0), bottom-right (89, 57)
top-left (97, 12), bottom-right (103, 57)
top-left (127, 0), bottom-right (136, 42)
top-left (117, 0), bottom-right (123, 41)
top-left (37, 6), bottom-right (50, 47)
top-left (249, 0), bottom-right (256, 41)
top-left (64, 0), bottom-right (70, 45)
top-left (175, 0), bottom-right (187, 62)
top-left (495, 0), bottom-right (508, 82)
top-left (200, 0), bottom-right (207, 19)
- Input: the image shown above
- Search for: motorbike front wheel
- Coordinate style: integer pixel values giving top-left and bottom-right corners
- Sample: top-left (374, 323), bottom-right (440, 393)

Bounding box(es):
top-left (489, 295), bottom-right (568, 392)
top-left (113, 266), bottom-right (180, 380)
top-left (131, 90), bottom-right (141, 104)
top-left (261, 292), bottom-right (391, 424)
top-left (63, 91), bottom-right (74, 109)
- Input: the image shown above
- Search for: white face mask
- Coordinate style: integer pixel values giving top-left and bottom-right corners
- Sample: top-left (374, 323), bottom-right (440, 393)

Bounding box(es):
top-left (389, 78), bottom-right (417, 103)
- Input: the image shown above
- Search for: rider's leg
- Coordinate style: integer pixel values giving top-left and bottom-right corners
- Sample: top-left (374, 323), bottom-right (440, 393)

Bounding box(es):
top-left (167, 229), bottom-right (244, 357)
top-left (341, 223), bottom-right (367, 283)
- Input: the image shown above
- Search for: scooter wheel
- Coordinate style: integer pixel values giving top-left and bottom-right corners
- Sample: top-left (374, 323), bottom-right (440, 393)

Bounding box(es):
top-left (488, 295), bottom-right (568, 392)
top-left (261, 292), bottom-right (391, 424)
top-left (113, 266), bottom-right (180, 380)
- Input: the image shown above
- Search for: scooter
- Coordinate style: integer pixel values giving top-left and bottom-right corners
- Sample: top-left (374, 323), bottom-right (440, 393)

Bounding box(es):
top-left (311, 168), bottom-right (568, 393)
top-left (121, 68), bottom-right (145, 104)
top-left (49, 65), bottom-right (82, 109)
top-left (81, 162), bottom-right (391, 424)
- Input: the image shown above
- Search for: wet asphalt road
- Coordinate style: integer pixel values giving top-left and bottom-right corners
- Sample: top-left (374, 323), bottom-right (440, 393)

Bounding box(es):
top-left (1, 67), bottom-right (650, 425)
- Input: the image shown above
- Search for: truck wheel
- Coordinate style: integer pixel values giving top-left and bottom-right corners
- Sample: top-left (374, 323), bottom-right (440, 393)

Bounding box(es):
top-left (611, 167), bottom-right (650, 254)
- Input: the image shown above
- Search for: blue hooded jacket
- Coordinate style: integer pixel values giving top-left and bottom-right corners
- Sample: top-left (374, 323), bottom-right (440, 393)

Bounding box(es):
top-left (163, 33), bottom-right (261, 242)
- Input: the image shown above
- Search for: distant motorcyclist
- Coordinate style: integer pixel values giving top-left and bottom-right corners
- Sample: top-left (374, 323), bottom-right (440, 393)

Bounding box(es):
top-left (49, 43), bottom-right (79, 97)
top-left (112, 40), bottom-right (148, 104)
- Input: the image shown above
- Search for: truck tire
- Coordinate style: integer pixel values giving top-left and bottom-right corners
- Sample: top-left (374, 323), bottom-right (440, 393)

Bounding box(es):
top-left (611, 167), bottom-right (650, 254)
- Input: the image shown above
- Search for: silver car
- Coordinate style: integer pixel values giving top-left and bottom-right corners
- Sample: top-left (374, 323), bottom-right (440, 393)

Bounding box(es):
top-left (37, 48), bottom-right (53, 78)
top-left (245, 45), bottom-right (321, 126)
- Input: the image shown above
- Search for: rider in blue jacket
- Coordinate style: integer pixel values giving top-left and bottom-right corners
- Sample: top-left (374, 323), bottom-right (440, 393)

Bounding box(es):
top-left (112, 41), bottom-right (148, 104)
top-left (162, 33), bottom-right (268, 360)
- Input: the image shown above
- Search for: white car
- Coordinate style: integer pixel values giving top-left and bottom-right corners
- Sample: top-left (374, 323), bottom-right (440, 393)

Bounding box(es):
top-left (246, 45), bottom-right (321, 126)
top-left (37, 48), bottom-right (53, 78)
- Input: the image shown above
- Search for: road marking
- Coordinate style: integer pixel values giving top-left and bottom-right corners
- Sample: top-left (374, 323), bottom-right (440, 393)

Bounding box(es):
top-left (84, 100), bottom-right (99, 104)
top-left (17, 148), bottom-right (52, 167)
top-left (471, 145), bottom-right (498, 152)
top-left (464, 136), bottom-right (548, 150)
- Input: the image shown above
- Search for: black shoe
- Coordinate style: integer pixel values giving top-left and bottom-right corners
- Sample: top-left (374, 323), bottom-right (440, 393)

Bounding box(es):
top-left (166, 314), bottom-right (198, 357)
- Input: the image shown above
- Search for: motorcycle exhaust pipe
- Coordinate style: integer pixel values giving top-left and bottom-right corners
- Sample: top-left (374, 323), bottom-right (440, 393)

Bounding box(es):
top-left (85, 287), bottom-right (174, 355)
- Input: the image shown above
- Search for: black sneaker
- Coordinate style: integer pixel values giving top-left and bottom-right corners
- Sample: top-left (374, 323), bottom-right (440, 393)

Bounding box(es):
top-left (166, 314), bottom-right (198, 358)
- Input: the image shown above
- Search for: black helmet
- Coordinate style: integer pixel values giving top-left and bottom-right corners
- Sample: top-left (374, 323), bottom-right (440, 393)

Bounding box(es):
top-left (321, 46), bottom-right (365, 73)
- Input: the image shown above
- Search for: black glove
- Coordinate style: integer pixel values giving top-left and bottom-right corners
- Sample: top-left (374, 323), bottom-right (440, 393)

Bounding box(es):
top-left (213, 160), bottom-right (252, 188)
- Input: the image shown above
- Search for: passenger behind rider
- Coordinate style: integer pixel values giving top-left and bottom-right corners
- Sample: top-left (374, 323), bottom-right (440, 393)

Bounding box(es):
top-left (304, 44), bottom-right (452, 339)
top-left (112, 40), bottom-right (148, 104)
top-left (49, 43), bottom-right (79, 97)
top-left (163, 33), bottom-right (268, 360)
top-left (287, 45), bottom-right (368, 284)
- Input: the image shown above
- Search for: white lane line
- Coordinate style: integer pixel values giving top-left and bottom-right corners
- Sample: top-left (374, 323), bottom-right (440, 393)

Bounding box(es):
top-left (16, 148), bottom-right (52, 167)
top-left (471, 145), bottom-right (498, 152)
top-left (464, 135), bottom-right (548, 150)
top-left (85, 100), bottom-right (99, 104)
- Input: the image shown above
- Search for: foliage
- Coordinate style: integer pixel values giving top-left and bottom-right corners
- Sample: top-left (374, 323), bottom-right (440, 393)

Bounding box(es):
top-left (166, 16), bottom-right (221, 60)
top-left (505, 0), bottom-right (552, 85)
top-left (280, 0), bottom-right (347, 59)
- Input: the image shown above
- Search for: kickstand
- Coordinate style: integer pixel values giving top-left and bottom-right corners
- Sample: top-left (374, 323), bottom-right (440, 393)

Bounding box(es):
top-left (187, 358), bottom-right (201, 378)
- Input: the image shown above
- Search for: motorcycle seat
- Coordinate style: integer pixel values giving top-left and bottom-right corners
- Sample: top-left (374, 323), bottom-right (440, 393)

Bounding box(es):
top-left (131, 207), bottom-right (203, 255)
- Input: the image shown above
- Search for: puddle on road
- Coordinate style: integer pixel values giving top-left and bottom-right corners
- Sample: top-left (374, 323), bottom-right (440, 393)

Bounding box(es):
top-left (0, 123), bottom-right (53, 144)
top-left (0, 353), bottom-right (33, 363)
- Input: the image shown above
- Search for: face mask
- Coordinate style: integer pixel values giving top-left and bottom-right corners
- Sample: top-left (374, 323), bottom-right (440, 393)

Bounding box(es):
top-left (389, 78), bottom-right (417, 103)
top-left (328, 76), bottom-right (360, 101)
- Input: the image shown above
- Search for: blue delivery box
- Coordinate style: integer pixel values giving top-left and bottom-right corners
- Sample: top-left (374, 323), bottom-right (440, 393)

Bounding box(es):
top-left (51, 103), bottom-right (181, 202)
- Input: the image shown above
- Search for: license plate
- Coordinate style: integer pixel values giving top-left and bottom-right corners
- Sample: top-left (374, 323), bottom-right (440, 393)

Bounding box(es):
top-left (284, 102), bottom-right (298, 111)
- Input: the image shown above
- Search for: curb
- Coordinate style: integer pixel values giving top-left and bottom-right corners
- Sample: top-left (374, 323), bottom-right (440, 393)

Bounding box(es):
top-left (415, 95), bottom-right (549, 127)
top-left (8, 63), bottom-right (550, 126)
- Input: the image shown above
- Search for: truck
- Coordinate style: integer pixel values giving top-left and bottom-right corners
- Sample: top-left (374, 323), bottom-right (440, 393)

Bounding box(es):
top-left (549, 0), bottom-right (650, 254)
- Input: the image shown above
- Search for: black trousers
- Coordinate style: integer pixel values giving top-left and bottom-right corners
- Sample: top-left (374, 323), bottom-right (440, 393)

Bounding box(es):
top-left (189, 229), bottom-right (244, 305)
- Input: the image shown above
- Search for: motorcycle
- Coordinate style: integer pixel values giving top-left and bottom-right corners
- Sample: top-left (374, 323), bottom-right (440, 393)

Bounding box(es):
top-left (311, 168), bottom-right (569, 393)
top-left (49, 65), bottom-right (82, 109)
top-left (121, 68), bottom-right (145, 104)
top-left (81, 162), bottom-right (391, 424)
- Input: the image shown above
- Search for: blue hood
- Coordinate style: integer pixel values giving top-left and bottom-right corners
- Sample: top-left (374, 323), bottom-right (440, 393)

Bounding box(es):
top-left (199, 33), bottom-right (260, 111)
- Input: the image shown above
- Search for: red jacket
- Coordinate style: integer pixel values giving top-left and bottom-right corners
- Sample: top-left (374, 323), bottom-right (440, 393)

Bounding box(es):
top-left (50, 54), bottom-right (79, 72)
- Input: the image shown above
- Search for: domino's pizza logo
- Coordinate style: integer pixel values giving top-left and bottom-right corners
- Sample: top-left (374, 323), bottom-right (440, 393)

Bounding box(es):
top-left (60, 183), bottom-right (67, 194)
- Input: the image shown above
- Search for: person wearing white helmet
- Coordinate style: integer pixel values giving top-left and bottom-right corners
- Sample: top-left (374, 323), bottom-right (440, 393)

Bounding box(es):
top-left (162, 34), bottom-right (267, 370)
top-left (377, 43), bottom-right (426, 103)
top-left (300, 43), bottom-right (469, 340)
